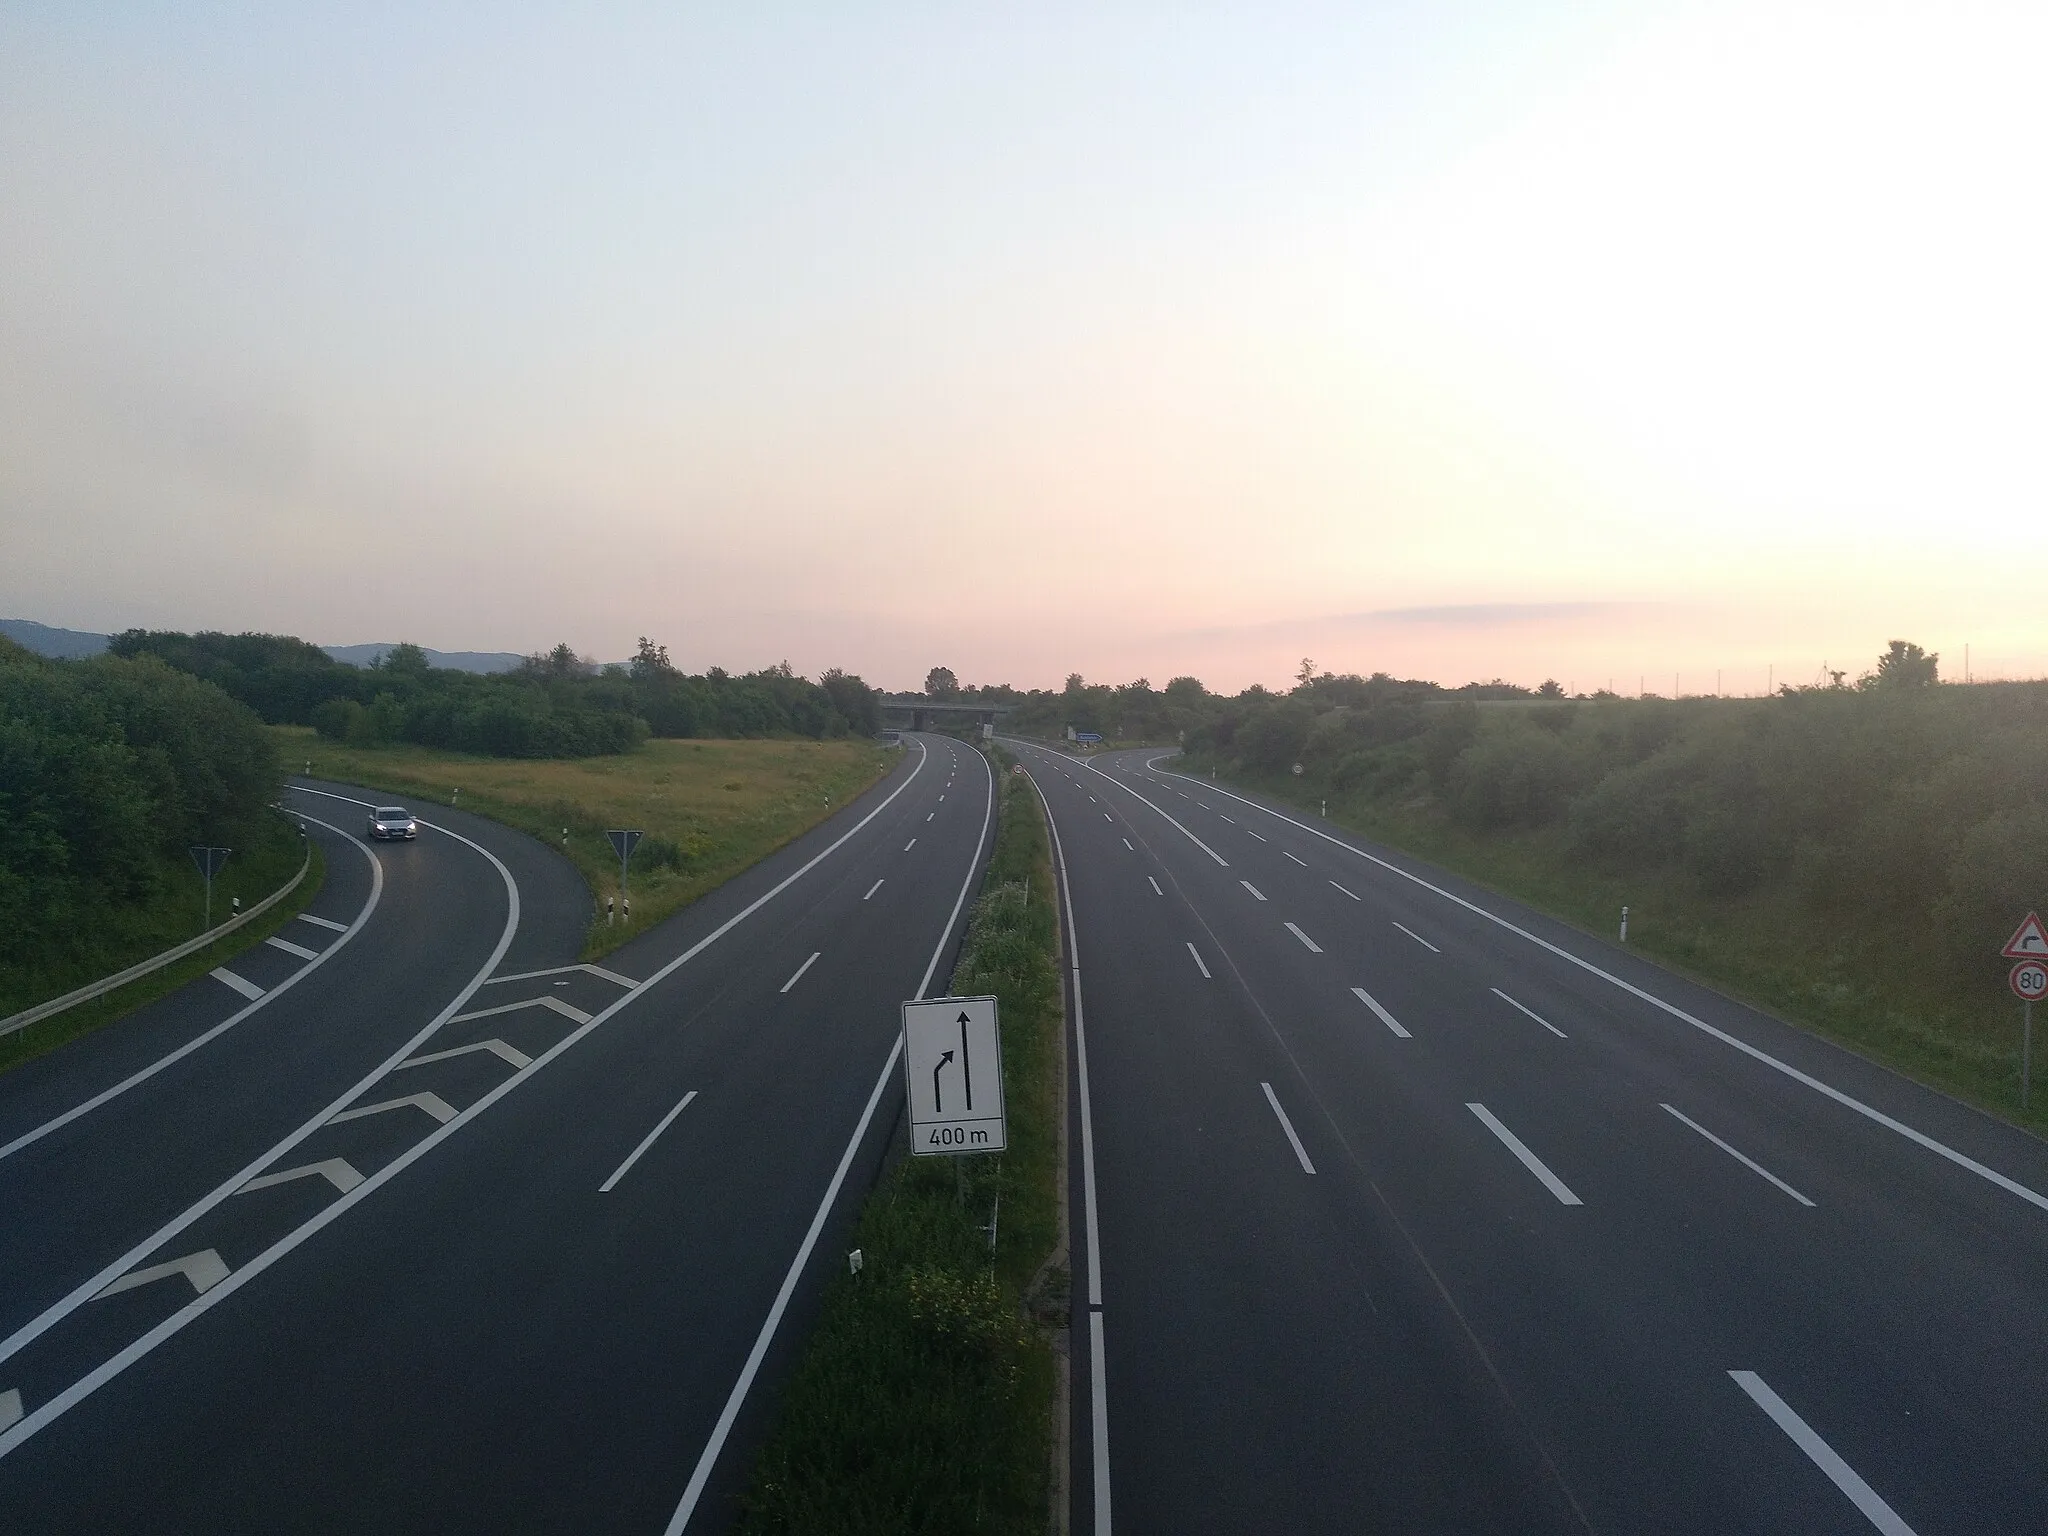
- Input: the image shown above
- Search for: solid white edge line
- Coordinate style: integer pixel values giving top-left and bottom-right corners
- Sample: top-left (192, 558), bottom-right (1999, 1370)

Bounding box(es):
top-left (0, 810), bottom-right (384, 1164)
top-left (1663, 1105), bottom-right (1816, 1206)
top-left (1351, 986), bottom-right (1411, 1038)
top-left (1491, 987), bottom-right (1568, 1039)
top-left (1392, 921), bottom-right (1440, 953)
top-left (1152, 756), bottom-right (2048, 1217)
top-left (1467, 1102), bottom-right (1584, 1206)
top-left (660, 737), bottom-right (994, 1533)
top-left (1089, 1310), bottom-right (1113, 1536)
top-left (780, 951), bottom-right (822, 993)
top-left (1261, 1082), bottom-right (1318, 1173)
top-left (3, 743), bottom-right (940, 1458)
top-left (600, 1091), bottom-right (699, 1193)
top-left (1285, 922), bottom-right (1323, 954)
top-left (1728, 1371), bottom-right (1918, 1535)
top-left (1186, 943), bottom-right (1211, 979)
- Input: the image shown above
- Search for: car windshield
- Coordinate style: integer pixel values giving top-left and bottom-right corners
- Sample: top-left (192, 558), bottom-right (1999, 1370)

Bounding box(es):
top-left (375, 809), bottom-right (409, 820)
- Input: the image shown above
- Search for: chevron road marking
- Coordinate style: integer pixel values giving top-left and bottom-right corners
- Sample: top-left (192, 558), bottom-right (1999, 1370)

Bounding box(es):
top-left (398, 1039), bottom-right (533, 1071)
top-left (239, 1158), bottom-right (365, 1196)
top-left (450, 994), bottom-right (592, 1027)
top-left (210, 968), bottom-right (263, 1001)
top-left (485, 962), bottom-right (635, 988)
top-left (96, 1250), bottom-right (229, 1300)
top-left (0, 1390), bottom-right (19, 1431)
top-left (328, 1092), bottom-right (457, 1127)
top-left (297, 913), bottom-right (349, 933)
top-left (265, 936), bottom-right (319, 961)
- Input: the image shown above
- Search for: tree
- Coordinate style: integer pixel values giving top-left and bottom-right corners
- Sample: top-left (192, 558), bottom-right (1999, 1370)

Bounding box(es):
top-left (378, 642), bottom-right (431, 677)
top-left (1296, 657), bottom-right (1316, 687)
top-left (924, 666), bottom-right (960, 699)
top-left (1873, 640), bottom-right (1939, 689)
top-left (1537, 678), bottom-right (1565, 699)
top-left (630, 637), bottom-right (674, 680)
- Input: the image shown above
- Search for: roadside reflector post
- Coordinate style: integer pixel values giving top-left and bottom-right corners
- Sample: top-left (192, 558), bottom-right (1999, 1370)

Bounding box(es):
top-left (1620, 905), bottom-right (1630, 943)
top-left (848, 1249), bottom-right (863, 1277)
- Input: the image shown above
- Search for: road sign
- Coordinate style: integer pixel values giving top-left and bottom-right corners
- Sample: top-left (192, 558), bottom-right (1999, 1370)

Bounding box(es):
top-left (1074, 732), bottom-right (1102, 744)
top-left (2013, 961), bottom-right (2048, 1002)
top-left (2002, 912), bottom-right (2048, 959)
top-left (189, 846), bottom-right (232, 881)
top-left (902, 995), bottom-right (1006, 1155)
top-left (606, 830), bottom-right (643, 864)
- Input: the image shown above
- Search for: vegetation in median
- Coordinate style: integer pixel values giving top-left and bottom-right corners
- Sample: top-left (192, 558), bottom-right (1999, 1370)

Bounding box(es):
top-left (278, 727), bottom-right (892, 956)
top-left (739, 747), bottom-right (1065, 1536)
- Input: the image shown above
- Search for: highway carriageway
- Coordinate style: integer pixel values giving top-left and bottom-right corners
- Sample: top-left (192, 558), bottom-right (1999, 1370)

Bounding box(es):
top-left (1015, 738), bottom-right (2048, 1536)
top-left (0, 734), bottom-right (992, 1535)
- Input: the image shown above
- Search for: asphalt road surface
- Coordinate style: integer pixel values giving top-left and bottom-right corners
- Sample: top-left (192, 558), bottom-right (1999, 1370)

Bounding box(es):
top-left (1015, 740), bottom-right (2048, 1536)
top-left (0, 733), bottom-right (991, 1534)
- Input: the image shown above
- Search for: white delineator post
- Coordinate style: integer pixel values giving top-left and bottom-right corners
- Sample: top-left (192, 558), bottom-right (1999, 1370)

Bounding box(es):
top-left (1620, 905), bottom-right (1630, 943)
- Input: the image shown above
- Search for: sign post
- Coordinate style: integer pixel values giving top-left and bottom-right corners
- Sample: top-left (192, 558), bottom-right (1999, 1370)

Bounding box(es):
top-left (606, 830), bottom-right (643, 918)
top-left (188, 846), bottom-right (232, 933)
top-left (902, 995), bottom-right (1006, 1155)
top-left (2002, 914), bottom-right (2048, 1109)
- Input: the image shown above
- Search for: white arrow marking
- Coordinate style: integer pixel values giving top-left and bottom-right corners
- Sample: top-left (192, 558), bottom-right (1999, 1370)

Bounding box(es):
top-left (265, 935), bottom-right (319, 961)
top-left (399, 1039), bottom-right (532, 1071)
top-left (450, 994), bottom-right (592, 1026)
top-left (210, 968), bottom-right (263, 1001)
top-left (328, 1092), bottom-right (457, 1126)
top-left (239, 1158), bottom-right (364, 1195)
top-left (97, 1249), bottom-right (229, 1300)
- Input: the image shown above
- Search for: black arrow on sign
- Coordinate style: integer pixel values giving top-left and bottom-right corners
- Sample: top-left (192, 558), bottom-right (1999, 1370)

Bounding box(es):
top-left (958, 1012), bottom-right (974, 1110)
top-left (934, 1050), bottom-right (954, 1113)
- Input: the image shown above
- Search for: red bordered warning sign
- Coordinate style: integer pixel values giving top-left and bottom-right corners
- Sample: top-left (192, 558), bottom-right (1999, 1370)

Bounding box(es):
top-left (2003, 912), bottom-right (2048, 959)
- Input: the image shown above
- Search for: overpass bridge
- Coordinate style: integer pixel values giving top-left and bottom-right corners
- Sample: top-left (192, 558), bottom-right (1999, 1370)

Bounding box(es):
top-left (878, 693), bottom-right (1015, 733)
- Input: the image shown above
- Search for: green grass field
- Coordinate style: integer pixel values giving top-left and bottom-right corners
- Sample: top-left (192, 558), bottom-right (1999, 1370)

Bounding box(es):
top-left (276, 727), bottom-right (894, 956)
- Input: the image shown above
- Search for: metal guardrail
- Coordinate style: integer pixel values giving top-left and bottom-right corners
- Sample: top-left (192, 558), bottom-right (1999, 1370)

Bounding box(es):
top-left (0, 838), bottom-right (313, 1039)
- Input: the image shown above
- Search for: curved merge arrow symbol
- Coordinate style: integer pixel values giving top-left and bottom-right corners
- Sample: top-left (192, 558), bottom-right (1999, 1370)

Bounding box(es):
top-left (934, 1050), bottom-right (954, 1113)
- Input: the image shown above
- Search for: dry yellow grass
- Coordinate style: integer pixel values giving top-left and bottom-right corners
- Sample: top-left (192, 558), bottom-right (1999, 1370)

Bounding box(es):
top-left (275, 727), bottom-right (894, 956)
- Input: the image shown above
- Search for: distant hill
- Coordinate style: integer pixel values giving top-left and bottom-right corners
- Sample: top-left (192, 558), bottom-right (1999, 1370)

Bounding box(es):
top-left (0, 619), bottom-right (109, 658)
top-left (2, 621), bottom-right (524, 674)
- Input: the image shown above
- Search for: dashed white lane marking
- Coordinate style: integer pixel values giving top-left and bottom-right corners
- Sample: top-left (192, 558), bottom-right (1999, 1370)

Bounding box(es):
top-left (1220, 815), bottom-right (1236, 824)
top-left (1241, 881), bottom-right (1268, 901)
top-left (400, 1038), bottom-right (533, 1071)
top-left (210, 967), bottom-right (263, 1001)
top-left (1491, 988), bottom-right (1567, 1038)
top-left (1729, 1372), bottom-right (1917, 1534)
top-left (905, 838), bottom-right (918, 851)
top-left (0, 1390), bottom-right (18, 1431)
top-left (239, 1158), bottom-right (364, 1196)
top-left (1147, 877), bottom-right (1163, 896)
top-left (939, 795), bottom-right (946, 802)
top-left (297, 913), bottom-right (349, 933)
top-left (1330, 880), bottom-right (1360, 900)
top-left (1104, 812), bottom-right (1113, 822)
top-left (1186, 943), bottom-right (1212, 979)
top-left (1351, 986), bottom-right (1411, 1038)
top-left (264, 935), bottom-right (319, 961)
top-left (329, 1092), bottom-right (458, 1127)
top-left (1261, 1083), bottom-right (1317, 1174)
top-left (451, 994), bottom-right (593, 1027)
top-left (487, 963), bottom-right (635, 988)
top-left (863, 879), bottom-right (885, 901)
top-left (601, 1090), bottom-right (700, 1193)
top-left (1285, 922), bottom-right (1323, 954)
top-left (927, 812), bottom-right (935, 821)
top-left (1392, 921), bottom-right (1440, 953)
top-left (1467, 1103), bottom-right (1582, 1205)
top-left (1245, 829), bottom-right (1266, 842)
top-left (96, 1249), bottom-right (228, 1300)
top-left (780, 952), bottom-right (823, 993)
top-left (1663, 1105), bottom-right (1815, 1206)
top-left (1283, 851), bottom-right (1308, 867)
top-left (1121, 838), bottom-right (1134, 850)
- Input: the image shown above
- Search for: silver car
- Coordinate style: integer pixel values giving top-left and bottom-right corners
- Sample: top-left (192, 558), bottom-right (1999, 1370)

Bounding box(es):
top-left (367, 806), bottom-right (418, 841)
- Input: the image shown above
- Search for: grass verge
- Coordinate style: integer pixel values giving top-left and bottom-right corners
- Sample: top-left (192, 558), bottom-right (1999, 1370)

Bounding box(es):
top-left (739, 745), bottom-right (1066, 1535)
top-left (1193, 756), bottom-right (2048, 1135)
top-left (0, 816), bottom-right (325, 1077)
top-left (275, 726), bottom-right (893, 957)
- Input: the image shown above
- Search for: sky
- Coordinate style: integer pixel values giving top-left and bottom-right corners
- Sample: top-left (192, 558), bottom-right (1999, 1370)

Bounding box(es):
top-left (3, 1), bottom-right (2044, 694)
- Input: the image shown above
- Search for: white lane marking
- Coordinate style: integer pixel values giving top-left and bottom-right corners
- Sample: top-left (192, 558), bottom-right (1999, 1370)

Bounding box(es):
top-left (1147, 877), bottom-right (1163, 896)
top-left (329, 1092), bottom-right (458, 1127)
top-left (1220, 815), bottom-right (1236, 824)
top-left (939, 795), bottom-right (946, 802)
top-left (1286, 922), bottom-right (1323, 954)
top-left (1392, 921), bottom-right (1440, 953)
top-left (1121, 838), bottom-right (1133, 850)
top-left (450, 994), bottom-right (593, 1027)
top-left (600, 1090), bottom-right (699, 1193)
top-left (1329, 884), bottom-right (1360, 906)
top-left (1284, 851), bottom-right (1308, 866)
top-left (1261, 1082), bottom-right (1318, 1173)
top-left (0, 1390), bottom-right (18, 1432)
top-left (780, 952), bottom-right (822, 993)
top-left (1663, 1105), bottom-right (1815, 1206)
top-left (238, 1158), bottom-right (364, 1195)
top-left (1089, 1311), bottom-right (1113, 1535)
top-left (1103, 812), bottom-right (1112, 822)
top-left (1153, 760), bottom-right (2048, 1218)
top-left (1072, 758), bottom-right (1228, 867)
top-left (1, 745), bottom-right (943, 1464)
top-left (1351, 986), bottom-right (1411, 1038)
top-left (297, 912), bottom-right (349, 933)
top-left (1729, 1372), bottom-right (1917, 1534)
top-left (1186, 943), bottom-right (1212, 979)
top-left (399, 1038), bottom-right (533, 1071)
top-left (1245, 830), bottom-right (1266, 841)
top-left (1240, 880), bottom-right (1268, 902)
top-left (1196, 801), bottom-right (1210, 809)
top-left (209, 967), bottom-right (263, 1001)
top-left (863, 879), bottom-right (885, 900)
top-left (905, 838), bottom-right (918, 850)
top-left (1467, 1103), bottom-right (1583, 1205)
top-left (264, 935), bottom-right (319, 961)
top-left (487, 962), bottom-right (635, 988)
top-left (926, 812), bottom-right (935, 822)
top-left (96, 1249), bottom-right (229, 1300)
top-left (1491, 988), bottom-right (1568, 1039)
top-left (661, 742), bottom-right (996, 1533)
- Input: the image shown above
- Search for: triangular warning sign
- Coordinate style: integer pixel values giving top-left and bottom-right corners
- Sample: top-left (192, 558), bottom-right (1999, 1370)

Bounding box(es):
top-left (2003, 912), bottom-right (2048, 959)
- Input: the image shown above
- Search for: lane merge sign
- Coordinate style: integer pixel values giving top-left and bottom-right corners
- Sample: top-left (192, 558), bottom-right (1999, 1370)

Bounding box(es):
top-left (2002, 912), bottom-right (2048, 959)
top-left (902, 994), bottom-right (1006, 1155)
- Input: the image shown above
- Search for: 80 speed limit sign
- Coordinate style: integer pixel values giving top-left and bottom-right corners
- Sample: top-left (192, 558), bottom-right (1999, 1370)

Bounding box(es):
top-left (2013, 961), bottom-right (2048, 1002)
